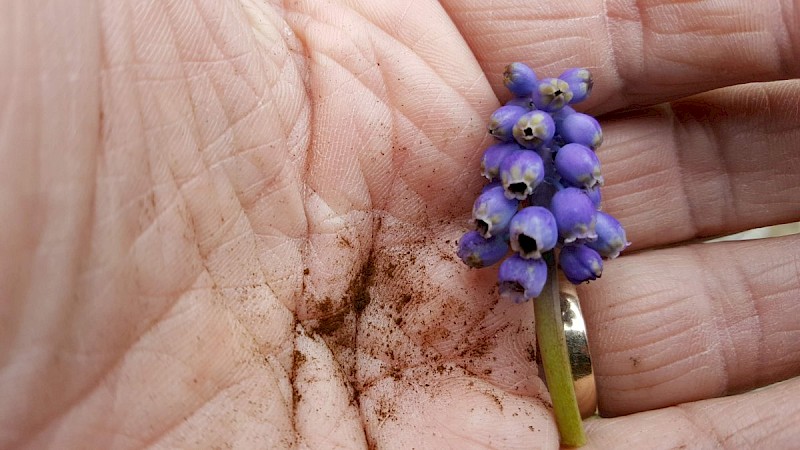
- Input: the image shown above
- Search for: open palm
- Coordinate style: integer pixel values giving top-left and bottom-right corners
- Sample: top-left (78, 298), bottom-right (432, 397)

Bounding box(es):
top-left (3, 0), bottom-right (799, 448)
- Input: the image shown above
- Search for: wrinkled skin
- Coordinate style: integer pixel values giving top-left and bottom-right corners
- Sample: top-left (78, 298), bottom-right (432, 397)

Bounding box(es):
top-left (2, 0), bottom-right (800, 448)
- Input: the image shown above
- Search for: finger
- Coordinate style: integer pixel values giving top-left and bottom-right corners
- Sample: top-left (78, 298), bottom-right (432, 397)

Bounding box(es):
top-left (599, 79), bottom-right (800, 250)
top-left (584, 377), bottom-right (800, 449)
top-left (441, 0), bottom-right (800, 113)
top-left (580, 234), bottom-right (800, 417)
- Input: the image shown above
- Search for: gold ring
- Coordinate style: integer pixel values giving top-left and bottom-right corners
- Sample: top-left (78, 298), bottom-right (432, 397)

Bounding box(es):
top-left (559, 279), bottom-right (597, 419)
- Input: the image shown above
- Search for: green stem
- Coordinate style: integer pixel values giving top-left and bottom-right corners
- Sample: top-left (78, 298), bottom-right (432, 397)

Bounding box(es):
top-left (534, 252), bottom-right (586, 447)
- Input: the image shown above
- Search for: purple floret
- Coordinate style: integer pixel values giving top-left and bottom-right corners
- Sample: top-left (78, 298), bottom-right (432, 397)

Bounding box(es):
top-left (505, 96), bottom-right (533, 109)
top-left (558, 112), bottom-right (603, 149)
top-left (551, 105), bottom-right (576, 130)
top-left (488, 105), bottom-right (528, 142)
top-left (508, 207), bottom-right (558, 259)
top-left (559, 68), bottom-right (593, 104)
top-left (499, 149), bottom-right (545, 200)
top-left (512, 110), bottom-right (555, 149)
top-left (559, 244), bottom-right (603, 284)
top-left (586, 211), bottom-right (629, 259)
top-left (498, 255), bottom-right (548, 303)
top-left (531, 78), bottom-right (573, 112)
top-left (554, 143), bottom-right (604, 189)
top-left (550, 187), bottom-right (597, 243)
top-left (472, 185), bottom-right (519, 238)
top-left (457, 230), bottom-right (509, 269)
top-left (481, 142), bottom-right (520, 181)
top-left (585, 184), bottom-right (602, 209)
top-left (503, 62), bottom-right (539, 97)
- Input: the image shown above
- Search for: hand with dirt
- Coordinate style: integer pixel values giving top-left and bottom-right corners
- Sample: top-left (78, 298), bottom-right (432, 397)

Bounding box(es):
top-left (2, 1), bottom-right (799, 448)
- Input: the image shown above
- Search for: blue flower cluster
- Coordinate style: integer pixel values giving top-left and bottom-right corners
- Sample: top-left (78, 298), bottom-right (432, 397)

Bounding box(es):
top-left (457, 63), bottom-right (629, 303)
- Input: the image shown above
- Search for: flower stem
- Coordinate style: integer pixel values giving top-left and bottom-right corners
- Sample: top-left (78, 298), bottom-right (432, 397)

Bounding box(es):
top-left (534, 252), bottom-right (586, 447)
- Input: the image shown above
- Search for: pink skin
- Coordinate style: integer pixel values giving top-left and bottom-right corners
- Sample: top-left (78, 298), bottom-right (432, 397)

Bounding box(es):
top-left (2, 0), bottom-right (800, 448)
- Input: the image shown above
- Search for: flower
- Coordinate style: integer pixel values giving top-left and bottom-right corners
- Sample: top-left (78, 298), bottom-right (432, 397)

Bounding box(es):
top-left (532, 78), bottom-right (573, 112)
top-left (550, 187), bottom-right (597, 243)
top-left (488, 105), bottom-right (528, 142)
top-left (499, 149), bottom-right (545, 200)
top-left (481, 142), bottom-right (520, 181)
top-left (498, 255), bottom-right (548, 303)
top-left (457, 65), bottom-right (626, 304)
top-left (559, 68), bottom-right (593, 104)
top-left (503, 62), bottom-right (539, 97)
top-left (554, 143), bottom-right (604, 189)
top-left (587, 211), bottom-right (629, 258)
top-left (472, 185), bottom-right (519, 238)
top-left (457, 230), bottom-right (509, 268)
top-left (585, 184), bottom-right (602, 209)
top-left (558, 112), bottom-right (603, 149)
top-left (509, 207), bottom-right (558, 259)
top-left (559, 244), bottom-right (603, 284)
top-left (512, 110), bottom-right (555, 149)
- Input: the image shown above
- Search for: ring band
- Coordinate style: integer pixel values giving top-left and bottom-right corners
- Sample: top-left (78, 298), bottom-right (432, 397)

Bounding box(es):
top-left (559, 277), bottom-right (597, 419)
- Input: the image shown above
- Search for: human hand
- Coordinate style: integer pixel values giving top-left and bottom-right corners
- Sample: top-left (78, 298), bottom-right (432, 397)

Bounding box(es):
top-left (1, 0), bottom-right (798, 448)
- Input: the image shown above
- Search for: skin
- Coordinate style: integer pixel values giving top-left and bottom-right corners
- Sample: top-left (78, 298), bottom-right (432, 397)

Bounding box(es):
top-left (1, 0), bottom-right (799, 448)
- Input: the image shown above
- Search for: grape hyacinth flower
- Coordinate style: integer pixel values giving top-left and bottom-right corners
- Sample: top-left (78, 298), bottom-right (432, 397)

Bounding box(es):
top-left (512, 110), bottom-right (555, 149)
top-left (551, 187), bottom-right (598, 243)
top-left (554, 143), bottom-right (603, 189)
top-left (457, 62), bottom-right (627, 283)
top-left (551, 105), bottom-right (576, 129)
top-left (559, 244), bottom-right (603, 285)
top-left (456, 63), bottom-right (628, 447)
top-left (499, 149), bottom-right (545, 200)
top-left (559, 68), bottom-right (593, 104)
top-left (558, 112), bottom-right (603, 148)
top-left (472, 185), bottom-right (519, 238)
top-left (505, 96), bottom-right (533, 109)
top-left (457, 231), bottom-right (509, 269)
top-left (488, 105), bottom-right (528, 141)
top-left (532, 78), bottom-right (573, 112)
top-left (587, 211), bottom-right (629, 259)
top-left (586, 185), bottom-right (602, 209)
top-left (481, 142), bottom-right (520, 181)
top-left (503, 62), bottom-right (539, 97)
top-left (508, 207), bottom-right (558, 259)
top-left (498, 255), bottom-right (548, 303)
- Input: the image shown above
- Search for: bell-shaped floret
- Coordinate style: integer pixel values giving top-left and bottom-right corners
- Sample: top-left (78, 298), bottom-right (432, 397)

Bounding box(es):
top-left (498, 255), bottom-right (548, 303)
top-left (586, 211), bottom-right (629, 259)
top-left (499, 149), bottom-right (545, 200)
top-left (457, 230), bottom-right (509, 268)
top-left (508, 207), bottom-right (558, 259)
top-left (559, 244), bottom-right (603, 284)
top-left (550, 187), bottom-right (597, 243)
top-left (472, 185), bottom-right (519, 238)
top-left (554, 143), bottom-right (604, 189)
